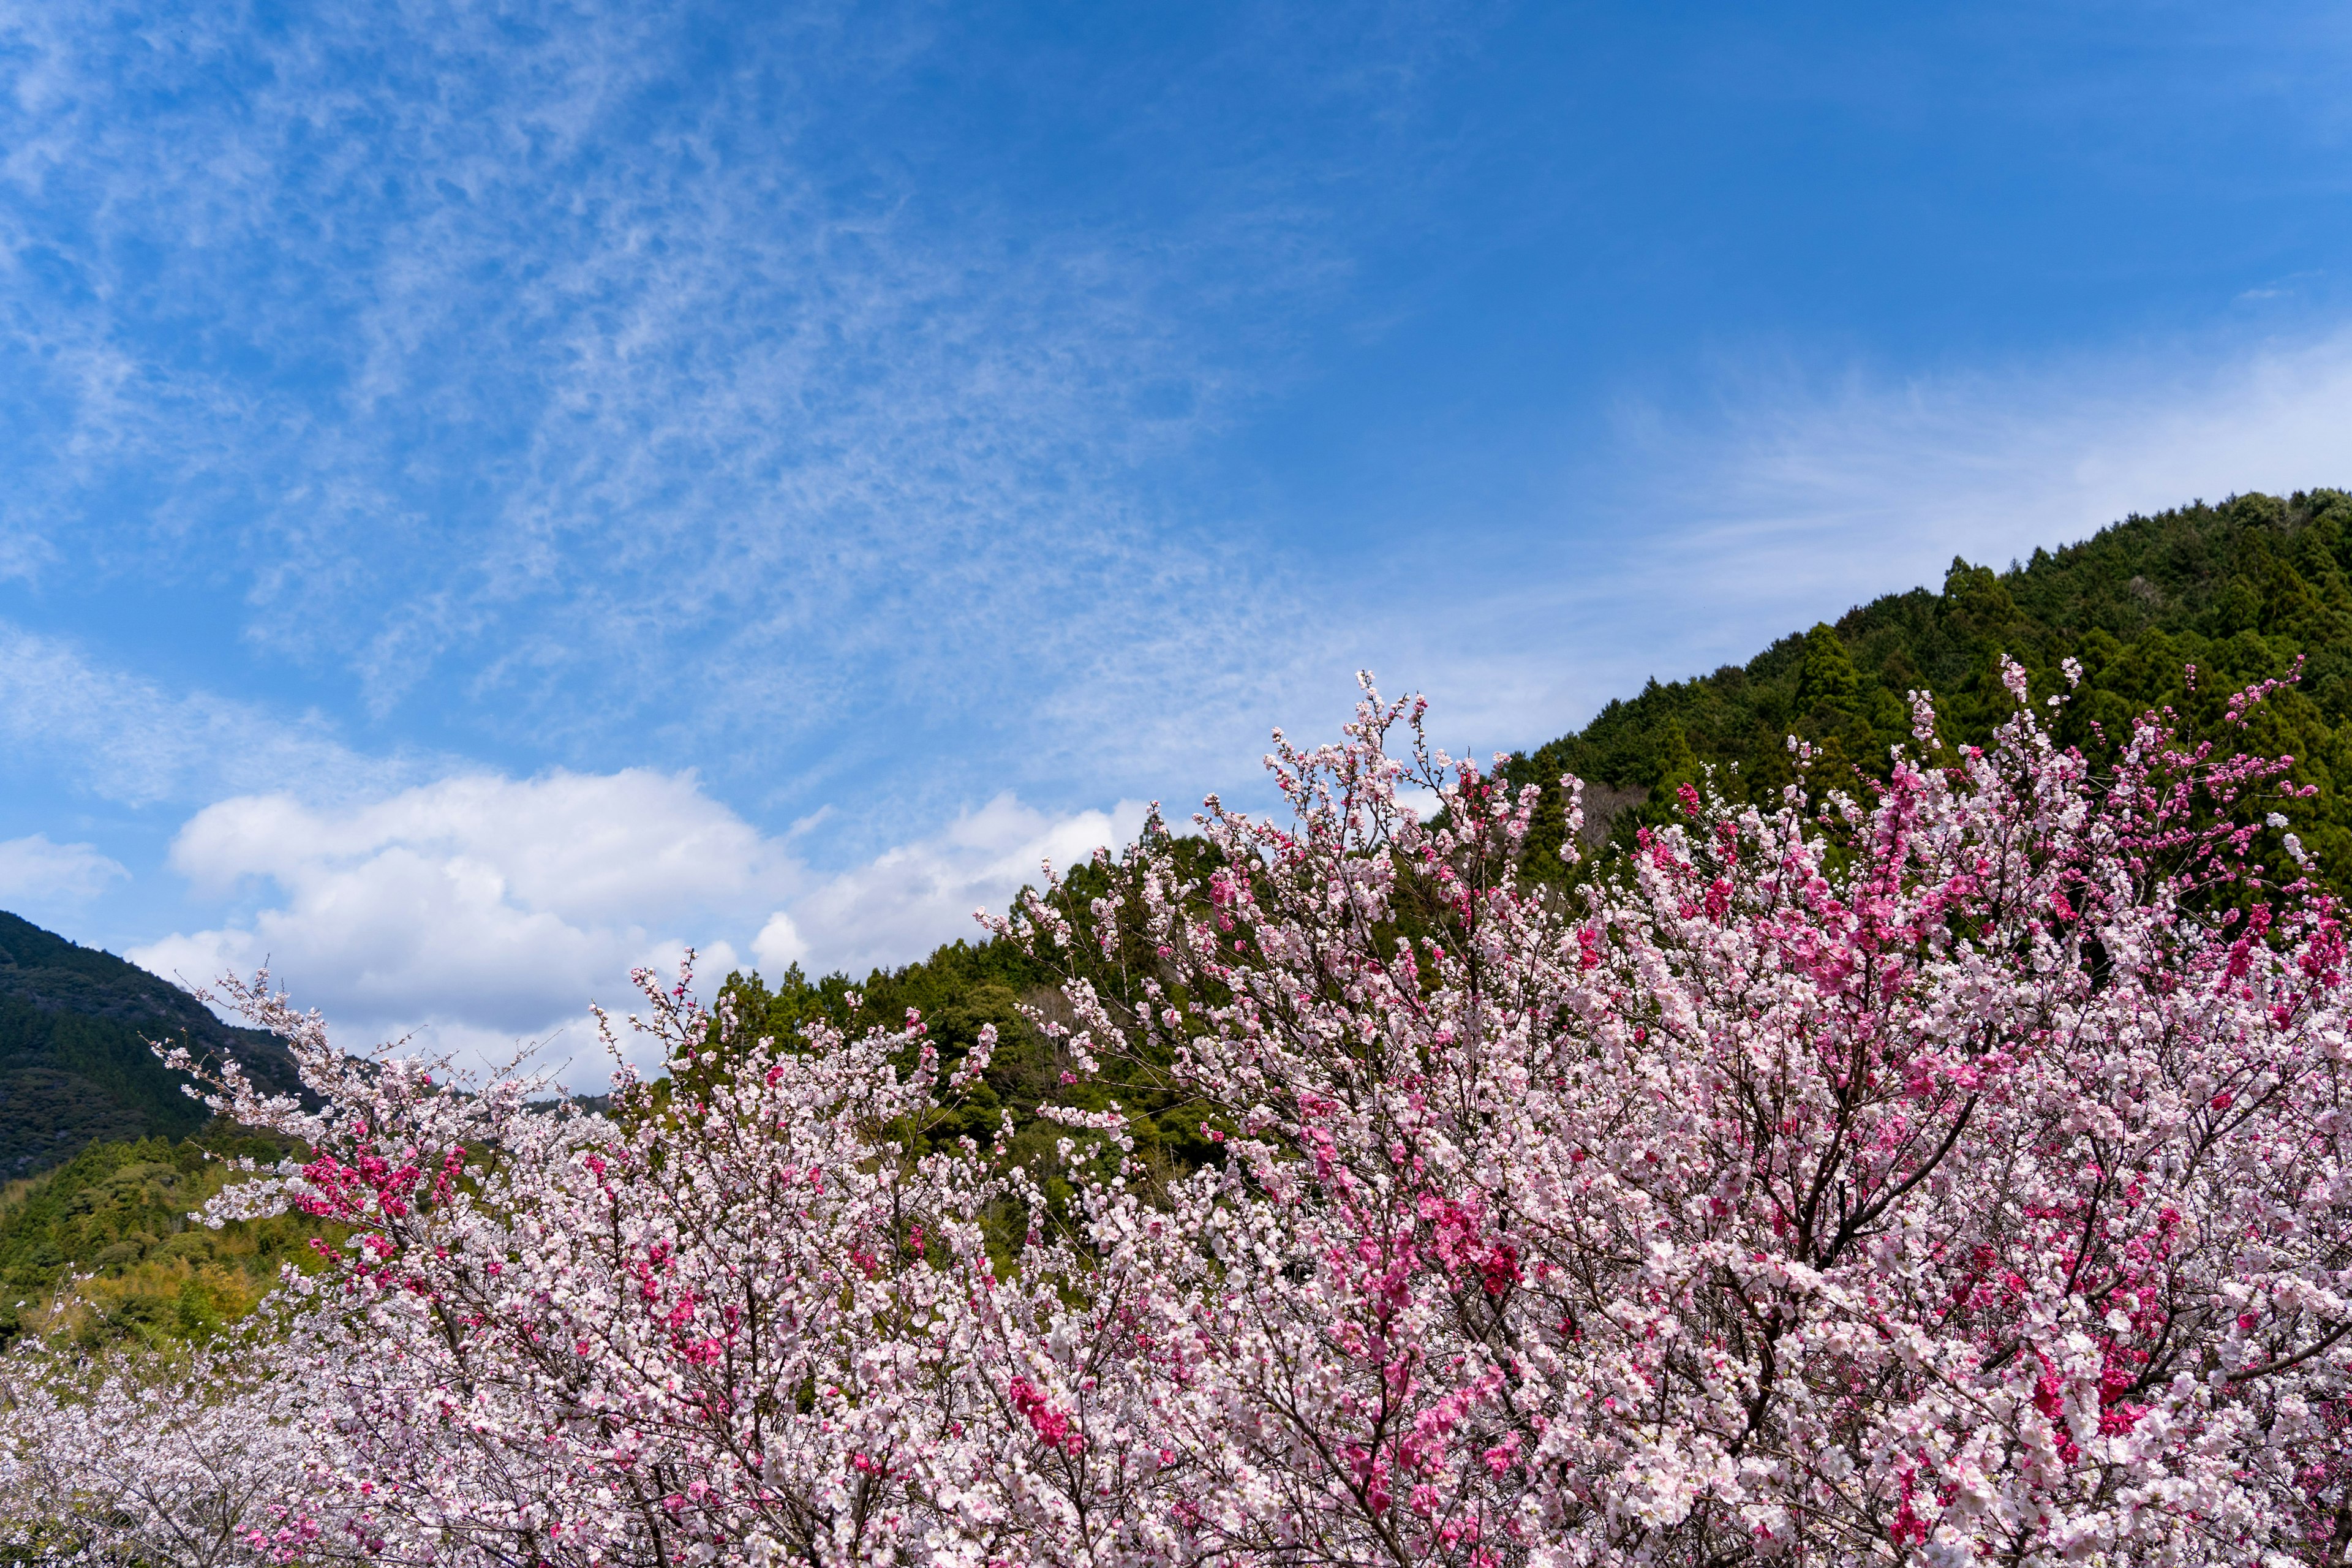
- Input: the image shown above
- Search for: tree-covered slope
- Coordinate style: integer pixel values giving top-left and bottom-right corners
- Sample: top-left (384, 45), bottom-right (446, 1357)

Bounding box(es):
top-left (1503, 488), bottom-right (2352, 878)
top-left (0, 912), bottom-right (302, 1178)
top-left (0, 1126), bottom-right (317, 1348)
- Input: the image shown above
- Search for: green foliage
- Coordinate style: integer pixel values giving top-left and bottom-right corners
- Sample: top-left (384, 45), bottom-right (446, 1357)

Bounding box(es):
top-left (0, 1122), bottom-right (320, 1350)
top-left (710, 911), bottom-right (1223, 1209)
top-left (0, 911), bottom-right (304, 1180)
top-left (1504, 490), bottom-right (2352, 888)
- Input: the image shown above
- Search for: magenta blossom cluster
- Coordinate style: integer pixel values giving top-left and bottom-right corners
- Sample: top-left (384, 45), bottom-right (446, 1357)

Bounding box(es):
top-left (4, 668), bottom-right (2347, 1567)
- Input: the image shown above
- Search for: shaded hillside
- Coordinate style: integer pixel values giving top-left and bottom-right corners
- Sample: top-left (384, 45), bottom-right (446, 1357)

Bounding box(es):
top-left (0, 912), bottom-right (301, 1178)
top-left (1503, 489), bottom-right (2352, 879)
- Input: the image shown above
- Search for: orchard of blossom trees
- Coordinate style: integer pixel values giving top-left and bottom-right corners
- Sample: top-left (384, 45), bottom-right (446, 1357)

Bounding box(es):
top-left (3, 668), bottom-right (2349, 1567)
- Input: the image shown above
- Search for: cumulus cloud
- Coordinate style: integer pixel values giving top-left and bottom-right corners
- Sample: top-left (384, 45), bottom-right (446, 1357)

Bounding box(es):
top-left (132, 770), bottom-right (1147, 1085)
top-left (130, 771), bottom-right (788, 1077)
top-left (162, 770), bottom-right (793, 924)
top-left (0, 834), bottom-right (126, 905)
top-left (750, 911), bottom-right (809, 974)
top-left (774, 794), bottom-right (1152, 979)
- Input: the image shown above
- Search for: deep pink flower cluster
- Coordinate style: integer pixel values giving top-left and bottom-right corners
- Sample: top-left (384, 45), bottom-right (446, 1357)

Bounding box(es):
top-left (3, 668), bottom-right (2347, 1566)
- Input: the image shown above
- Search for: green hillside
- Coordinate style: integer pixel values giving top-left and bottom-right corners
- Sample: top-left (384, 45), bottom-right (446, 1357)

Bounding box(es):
top-left (0, 1126), bottom-right (317, 1348)
top-left (0, 912), bottom-right (303, 1178)
top-left (1502, 489), bottom-right (2352, 880)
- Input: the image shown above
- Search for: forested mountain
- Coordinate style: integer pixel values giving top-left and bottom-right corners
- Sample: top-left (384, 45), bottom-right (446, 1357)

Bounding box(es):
top-left (6, 487), bottom-right (2349, 1343)
top-left (1502, 489), bottom-right (2352, 878)
top-left (0, 912), bottom-right (301, 1177)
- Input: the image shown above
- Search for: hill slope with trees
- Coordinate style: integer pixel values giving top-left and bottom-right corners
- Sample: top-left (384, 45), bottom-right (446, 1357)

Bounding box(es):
top-left (1504, 488), bottom-right (2352, 877)
top-left (0, 913), bottom-right (301, 1179)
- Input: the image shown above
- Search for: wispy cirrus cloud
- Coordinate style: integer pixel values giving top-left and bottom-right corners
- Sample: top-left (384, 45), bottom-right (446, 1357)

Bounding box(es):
top-left (0, 0), bottom-right (1392, 834)
top-left (1630, 326), bottom-right (2352, 620)
top-left (0, 834), bottom-right (125, 902)
top-left (0, 620), bottom-right (412, 809)
top-left (1341, 323), bottom-right (2352, 755)
top-left (0, 832), bottom-right (127, 948)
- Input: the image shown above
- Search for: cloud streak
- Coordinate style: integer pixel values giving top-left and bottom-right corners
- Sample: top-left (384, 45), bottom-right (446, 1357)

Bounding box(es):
top-left (1643, 327), bottom-right (2352, 614)
top-left (0, 0), bottom-right (1349, 831)
top-left (0, 619), bottom-right (410, 809)
top-left (0, 834), bottom-right (126, 902)
top-left (1351, 323), bottom-right (2352, 755)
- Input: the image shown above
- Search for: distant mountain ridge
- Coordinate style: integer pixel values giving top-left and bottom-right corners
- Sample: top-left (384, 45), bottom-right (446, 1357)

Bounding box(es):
top-left (0, 911), bottom-right (301, 1177)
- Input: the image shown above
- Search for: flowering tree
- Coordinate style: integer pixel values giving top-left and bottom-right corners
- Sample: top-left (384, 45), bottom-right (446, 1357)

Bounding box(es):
top-left (1, 669), bottom-right (2345, 1567)
top-left (0, 1336), bottom-right (305, 1566)
top-left (995, 667), bottom-right (2352, 1566)
top-left (119, 974), bottom-right (1093, 1568)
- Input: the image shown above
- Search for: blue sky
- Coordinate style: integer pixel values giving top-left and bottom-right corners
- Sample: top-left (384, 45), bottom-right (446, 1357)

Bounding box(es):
top-left (2, 1), bottom-right (2348, 1077)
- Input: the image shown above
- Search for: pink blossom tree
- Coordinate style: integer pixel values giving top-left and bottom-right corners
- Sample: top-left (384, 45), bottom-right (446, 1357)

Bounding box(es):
top-left (126, 973), bottom-right (1096, 1567)
top-left (0, 669), bottom-right (2343, 1567)
top-left (995, 668), bottom-right (2352, 1566)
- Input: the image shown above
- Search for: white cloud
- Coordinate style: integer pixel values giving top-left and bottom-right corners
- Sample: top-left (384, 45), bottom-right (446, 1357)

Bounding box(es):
top-left (750, 911), bottom-right (809, 973)
top-left (0, 834), bottom-right (126, 903)
top-left (769, 793), bottom-right (1152, 979)
top-left (131, 771), bottom-right (788, 1078)
top-left (0, 527), bottom-right (47, 584)
top-left (1642, 325), bottom-right (2352, 617)
top-left (1390, 786), bottom-right (1442, 822)
top-left (163, 769), bottom-right (791, 923)
top-left (0, 619), bottom-right (408, 809)
top-left (131, 771), bottom-right (1147, 1085)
